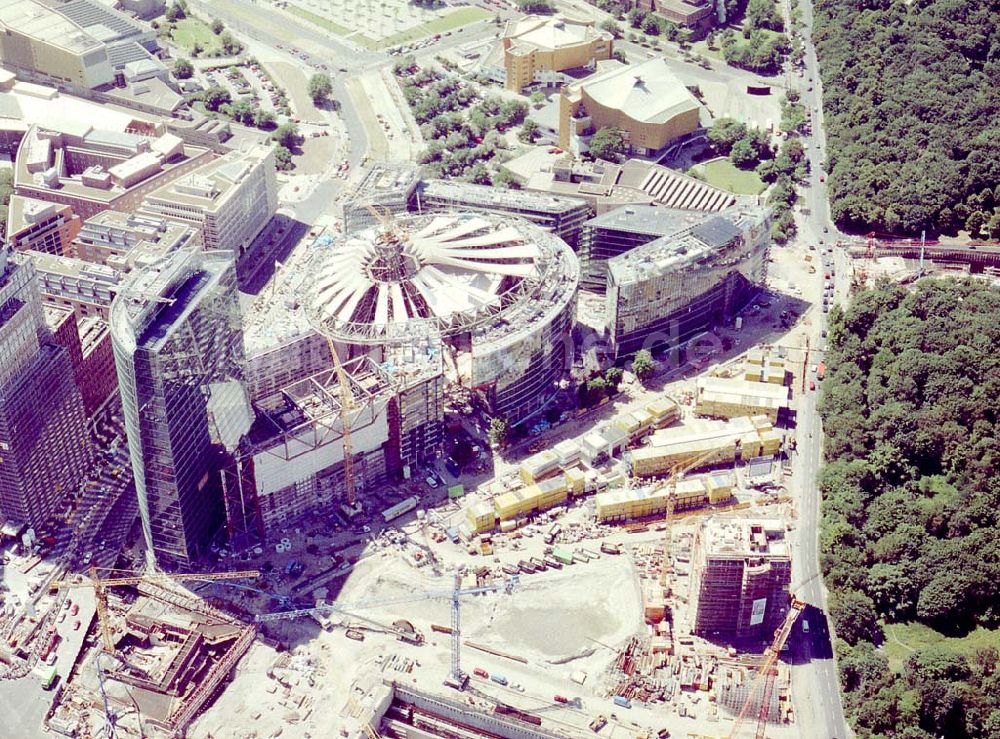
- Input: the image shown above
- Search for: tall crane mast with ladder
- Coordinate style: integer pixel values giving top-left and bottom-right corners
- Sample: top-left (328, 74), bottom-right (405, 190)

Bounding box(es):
top-left (256, 573), bottom-right (519, 687)
top-left (51, 567), bottom-right (260, 653)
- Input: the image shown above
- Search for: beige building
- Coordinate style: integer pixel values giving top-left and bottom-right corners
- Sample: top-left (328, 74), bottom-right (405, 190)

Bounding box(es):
top-left (695, 376), bottom-right (789, 422)
top-left (560, 57), bottom-right (703, 156)
top-left (0, 0), bottom-right (114, 89)
top-left (630, 414), bottom-right (783, 477)
top-left (502, 15), bottom-right (613, 93)
top-left (138, 145), bottom-right (278, 256)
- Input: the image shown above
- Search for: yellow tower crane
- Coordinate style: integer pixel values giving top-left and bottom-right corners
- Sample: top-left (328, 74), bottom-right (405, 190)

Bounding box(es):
top-left (325, 336), bottom-right (357, 507)
top-left (51, 568), bottom-right (260, 652)
top-left (727, 597), bottom-right (806, 739)
top-left (657, 447), bottom-right (720, 592)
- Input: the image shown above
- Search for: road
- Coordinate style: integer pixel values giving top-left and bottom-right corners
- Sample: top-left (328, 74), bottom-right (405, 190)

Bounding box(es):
top-left (783, 0), bottom-right (851, 735)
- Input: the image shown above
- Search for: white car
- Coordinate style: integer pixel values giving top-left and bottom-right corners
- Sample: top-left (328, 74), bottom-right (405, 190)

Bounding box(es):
top-left (425, 475), bottom-right (439, 489)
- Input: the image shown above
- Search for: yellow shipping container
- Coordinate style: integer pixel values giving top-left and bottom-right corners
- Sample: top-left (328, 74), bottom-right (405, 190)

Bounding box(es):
top-left (564, 466), bottom-right (586, 495)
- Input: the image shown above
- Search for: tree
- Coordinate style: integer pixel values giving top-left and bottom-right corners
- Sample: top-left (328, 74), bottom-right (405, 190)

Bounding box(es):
top-left (173, 58), bottom-right (194, 79)
top-left (307, 73), bottom-right (333, 104)
top-left (745, 0), bottom-right (782, 31)
top-left (253, 109), bottom-right (276, 129)
top-left (165, 2), bottom-right (185, 21)
top-left (829, 590), bottom-right (880, 646)
top-left (632, 349), bottom-right (655, 382)
top-left (642, 15), bottom-right (661, 35)
top-left (518, 119), bottom-right (540, 143)
top-left (588, 127), bottom-right (627, 161)
top-left (730, 138), bottom-right (759, 168)
top-left (604, 367), bottom-right (624, 390)
top-left (600, 19), bottom-right (623, 38)
top-left (493, 169), bottom-right (522, 189)
top-left (529, 90), bottom-right (546, 105)
top-left (517, 0), bottom-right (555, 12)
top-left (273, 122), bottom-right (301, 149)
top-left (487, 417), bottom-right (510, 449)
top-left (210, 17), bottom-right (224, 34)
top-left (219, 31), bottom-right (242, 56)
top-left (273, 144), bottom-right (293, 171)
top-left (708, 118), bottom-right (747, 155)
top-left (202, 86), bottom-right (231, 111)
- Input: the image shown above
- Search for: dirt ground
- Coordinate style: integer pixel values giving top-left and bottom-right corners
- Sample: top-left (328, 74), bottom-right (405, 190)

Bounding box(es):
top-left (264, 60), bottom-right (326, 124)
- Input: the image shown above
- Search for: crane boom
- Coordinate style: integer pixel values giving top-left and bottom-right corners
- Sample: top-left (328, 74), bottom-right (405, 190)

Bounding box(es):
top-left (324, 337), bottom-right (357, 507)
top-left (255, 576), bottom-right (517, 623)
top-left (728, 597), bottom-right (805, 738)
top-left (51, 568), bottom-right (260, 652)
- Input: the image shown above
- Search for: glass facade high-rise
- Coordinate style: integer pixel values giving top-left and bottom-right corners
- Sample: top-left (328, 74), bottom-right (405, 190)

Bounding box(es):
top-left (110, 249), bottom-right (245, 567)
top-left (0, 249), bottom-right (92, 528)
top-left (606, 207), bottom-right (771, 359)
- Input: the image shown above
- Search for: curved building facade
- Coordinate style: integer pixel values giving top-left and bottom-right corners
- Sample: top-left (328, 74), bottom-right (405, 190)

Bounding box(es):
top-left (606, 207), bottom-right (770, 358)
top-left (305, 212), bottom-right (579, 425)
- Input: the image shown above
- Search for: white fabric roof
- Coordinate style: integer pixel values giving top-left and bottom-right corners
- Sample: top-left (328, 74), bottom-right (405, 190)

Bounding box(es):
top-left (579, 58), bottom-right (701, 125)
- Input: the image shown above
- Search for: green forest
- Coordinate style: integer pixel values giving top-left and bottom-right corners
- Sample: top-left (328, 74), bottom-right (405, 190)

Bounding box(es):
top-left (819, 280), bottom-right (1000, 737)
top-left (812, 0), bottom-right (1000, 237)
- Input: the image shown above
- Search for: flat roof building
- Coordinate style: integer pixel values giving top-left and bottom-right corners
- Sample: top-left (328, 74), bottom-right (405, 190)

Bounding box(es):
top-left (14, 123), bottom-right (214, 220)
top-left (6, 196), bottom-right (81, 256)
top-left (25, 249), bottom-right (121, 320)
top-left (342, 163), bottom-right (421, 234)
top-left (502, 15), bottom-right (613, 92)
top-left (138, 145), bottom-right (277, 257)
top-left (72, 210), bottom-right (196, 269)
top-left (560, 57), bottom-right (703, 157)
top-left (606, 206), bottom-right (770, 358)
top-left (695, 376), bottom-right (789, 423)
top-left (413, 178), bottom-right (592, 252)
top-left (0, 0), bottom-right (114, 89)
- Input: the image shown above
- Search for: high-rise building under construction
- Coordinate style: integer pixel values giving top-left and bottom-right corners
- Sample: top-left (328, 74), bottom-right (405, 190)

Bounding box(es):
top-left (690, 520), bottom-right (791, 640)
top-left (0, 248), bottom-right (92, 528)
top-left (110, 249), bottom-right (246, 567)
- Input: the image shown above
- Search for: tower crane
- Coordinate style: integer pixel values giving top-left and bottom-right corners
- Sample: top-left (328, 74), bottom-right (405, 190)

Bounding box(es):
top-left (51, 567), bottom-right (260, 652)
top-left (324, 335), bottom-right (357, 508)
top-left (727, 597), bottom-right (806, 739)
top-left (652, 447), bottom-right (724, 593)
top-left (256, 572), bottom-right (519, 687)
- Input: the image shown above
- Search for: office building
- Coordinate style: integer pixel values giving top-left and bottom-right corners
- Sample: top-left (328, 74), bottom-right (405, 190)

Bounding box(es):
top-left (342, 163), bottom-right (420, 234)
top-left (560, 57), bottom-right (703, 157)
top-left (578, 204), bottom-right (699, 291)
top-left (413, 179), bottom-right (592, 252)
top-left (138, 145), bottom-right (278, 256)
top-left (606, 206), bottom-right (770, 357)
top-left (502, 15), bottom-right (613, 92)
top-left (690, 520), bottom-right (792, 639)
top-left (6, 197), bottom-right (81, 256)
top-left (111, 249), bottom-right (247, 567)
top-left (0, 249), bottom-right (92, 528)
top-left (72, 210), bottom-right (194, 269)
top-left (44, 304), bottom-right (117, 417)
top-left (14, 123), bottom-right (212, 221)
top-left (695, 376), bottom-right (789, 423)
top-left (633, 0), bottom-right (715, 28)
top-left (26, 250), bottom-right (121, 320)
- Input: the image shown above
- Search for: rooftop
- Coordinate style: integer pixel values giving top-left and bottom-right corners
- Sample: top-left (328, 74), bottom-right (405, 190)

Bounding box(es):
top-left (420, 178), bottom-right (589, 215)
top-left (504, 14), bottom-right (608, 52)
top-left (142, 145), bottom-right (270, 212)
top-left (702, 519), bottom-right (789, 558)
top-left (569, 57), bottom-right (701, 125)
top-left (57, 0), bottom-right (148, 43)
top-left (0, 0), bottom-right (104, 56)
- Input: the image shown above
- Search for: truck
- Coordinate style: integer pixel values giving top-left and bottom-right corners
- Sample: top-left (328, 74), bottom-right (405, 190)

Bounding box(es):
top-left (490, 672), bottom-right (508, 686)
top-left (544, 557), bottom-right (563, 569)
top-left (589, 715), bottom-right (608, 732)
top-left (573, 549), bottom-right (591, 564)
top-left (518, 560), bottom-right (537, 574)
top-left (474, 667), bottom-right (489, 679)
top-left (816, 362), bottom-right (826, 381)
top-left (554, 694), bottom-right (570, 704)
top-left (544, 523), bottom-right (561, 544)
top-left (502, 564), bottom-right (520, 576)
top-left (600, 542), bottom-right (621, 555)
top-left (612, 695), bottom-right (632, 709)
top-left (529, 557), bottom-right (547, 571)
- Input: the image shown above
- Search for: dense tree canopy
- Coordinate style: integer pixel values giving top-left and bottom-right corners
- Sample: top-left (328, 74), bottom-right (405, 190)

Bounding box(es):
top-left (813, 0), bottom-right (1000, 236)
top-left (820, 279), bottom-right (1000, 738)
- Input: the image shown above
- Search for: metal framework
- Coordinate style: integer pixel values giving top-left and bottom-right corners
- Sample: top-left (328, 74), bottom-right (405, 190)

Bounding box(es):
top-left (728, 597), bottom-right (805, 739)
top-left (51, 567), bottom-right (260, 652)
